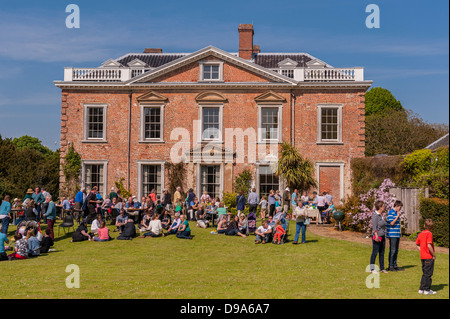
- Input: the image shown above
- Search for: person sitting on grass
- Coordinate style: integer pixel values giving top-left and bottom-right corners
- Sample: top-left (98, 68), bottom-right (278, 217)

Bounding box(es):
top-left (216, 215), bottom-right (229, 234)
top-left (196, 204), bottom-right (209, 229)
top-left (165, 212), bottom-right (181, 236)
top-left (225, 215), bottom-right (247, 238)
top-left (71, 220), bottom-right (92, 242)
top-left (8, 233), bottom-right (28, 260)
top-left (93, 220), bottom-right (111, 242)
top-left (115, 209), bottom-right (128, 233)
top-left (160, 209), bottom-right (172, 230)
top-left (91, 214), bottom-right (102, 235)
top-left (140, 214), bottom-right (163, 238)
top-left (26, 229), bottom-right (40, 257)
top-left (255, 220), bottom-right (272, 244)
top-left (216, 202), bottom-right (228, 222)
top-left (139, 210), bottom-right (152, 232)
top-left (40, 228), bottom-right (55, 253)
top-left (176, 214), bottom-right (192, 239)
top-left (272, 220), bottom-right (286, 245)
top-left (238, 214), bottom-right (248, 235)
top-left (117, 218), bottom-right (136, 240)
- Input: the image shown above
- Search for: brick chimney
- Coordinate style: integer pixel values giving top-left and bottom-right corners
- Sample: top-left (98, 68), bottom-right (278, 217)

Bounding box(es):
top-left (238, 24), bottom-right (254, 59)
top-left (143, 48), bottom-right (163, 53)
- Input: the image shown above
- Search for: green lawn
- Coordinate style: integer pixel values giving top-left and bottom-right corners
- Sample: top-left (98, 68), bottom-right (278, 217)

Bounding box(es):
top-left (0, 220), bottom-right (448, 299)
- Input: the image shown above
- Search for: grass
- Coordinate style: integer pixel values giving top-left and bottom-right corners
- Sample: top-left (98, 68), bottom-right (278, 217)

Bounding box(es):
top-left (0, 220), bottom-right (448, 299)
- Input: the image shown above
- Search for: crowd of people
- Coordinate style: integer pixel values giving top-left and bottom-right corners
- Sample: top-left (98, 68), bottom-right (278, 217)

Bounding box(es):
top-left (0, 185), bottom-right (440, 295)
top-left (0, 185), bottom-right (335, 255)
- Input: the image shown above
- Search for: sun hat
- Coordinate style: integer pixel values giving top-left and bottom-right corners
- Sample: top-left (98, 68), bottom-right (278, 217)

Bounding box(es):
top-left (26, 188), bottom-right (33, 194)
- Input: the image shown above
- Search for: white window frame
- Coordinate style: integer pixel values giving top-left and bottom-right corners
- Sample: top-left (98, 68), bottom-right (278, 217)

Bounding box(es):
top-left (82, 104), bottom-right (108, 143)
top-left (196, 163), bottom-right (224, 200)
top-left (317, 104), bottom-right (343, 144)
top-left (137, 160), bottom-right (165, 199)
top-left (255, 163), bottom-right (281, 196)
top-left (198, 104), bottom-right (224, 143)
top-left (257, 104), bottom-right (283, 143)
top-left (139, 103), bottom-right (165, 143)
top-left (199, 61), bottom-right (224, 82)
top-left (81, 160), bottom-right (108, 198)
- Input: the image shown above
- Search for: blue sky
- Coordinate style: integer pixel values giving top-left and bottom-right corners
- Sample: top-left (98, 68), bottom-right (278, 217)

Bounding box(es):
top-left (0, 0), bottom-right (448, 150)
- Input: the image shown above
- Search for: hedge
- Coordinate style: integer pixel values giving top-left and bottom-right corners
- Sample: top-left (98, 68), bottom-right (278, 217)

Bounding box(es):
top-left (419, 197), bottom-right (449, 247)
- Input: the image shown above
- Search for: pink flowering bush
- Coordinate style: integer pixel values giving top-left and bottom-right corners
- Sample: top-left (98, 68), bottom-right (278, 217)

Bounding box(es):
top-left (339, 179), bottom-right (406, 234)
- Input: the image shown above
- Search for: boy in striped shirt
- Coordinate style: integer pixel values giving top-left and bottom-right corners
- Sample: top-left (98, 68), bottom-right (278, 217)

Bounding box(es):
top-left (386, 200), bottom-right (404, 272)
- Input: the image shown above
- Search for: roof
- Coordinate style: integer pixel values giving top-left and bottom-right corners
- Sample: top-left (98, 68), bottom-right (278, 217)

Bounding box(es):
top-left (114, 52), bottom-right (325, 70)
top-left (253, 53), bottom-right (315, 68)
top-left (115, 53), bottom-right (188, 68)
top-left (425, 133), bottom-right (449, 151)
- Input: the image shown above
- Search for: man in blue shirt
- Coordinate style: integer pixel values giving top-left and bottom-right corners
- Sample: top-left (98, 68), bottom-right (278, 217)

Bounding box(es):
top-left (0, 195), bottom-right (12, 235)
top-left (74, 188), bottom-right (86, 223)
top-left (387, 200), bottom-right (404, 272)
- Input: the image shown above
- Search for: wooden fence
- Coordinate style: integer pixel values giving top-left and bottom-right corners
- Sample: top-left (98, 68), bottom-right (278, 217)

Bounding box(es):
top-left (389, 187), bottom-right (429, 234)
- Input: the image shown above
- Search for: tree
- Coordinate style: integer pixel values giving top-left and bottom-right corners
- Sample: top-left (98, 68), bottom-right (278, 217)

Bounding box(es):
top-left (365, 87), bottom-right (403, 116)
top-left (12, 135), bottom-right (53, 156)
top-left (275, 142), bottom-right (317, 192)
top-left (365, 109), bottom-right (449, 157)
top-left (233, 169), bottom-right (253, 194)
top-left (0, 135), bottom-right (59, 199)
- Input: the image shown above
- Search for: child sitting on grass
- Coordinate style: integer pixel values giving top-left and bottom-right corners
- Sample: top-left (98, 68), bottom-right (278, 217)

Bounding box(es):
top-left (93, 220), bottom-right (111, 242)
top-left (272, 220), bottom-right (286, 245)
top-left (8, 233), bottom-right (28, 260)
top-left (40, 228), bottom-right (55, 253)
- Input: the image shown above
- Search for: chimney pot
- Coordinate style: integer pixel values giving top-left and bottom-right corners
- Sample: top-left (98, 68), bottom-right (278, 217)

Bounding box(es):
top-left (143, 48), bottom-right (163, 53)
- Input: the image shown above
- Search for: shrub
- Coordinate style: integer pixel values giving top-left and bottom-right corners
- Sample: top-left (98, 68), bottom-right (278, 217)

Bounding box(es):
top-left (419, 198), bottom-right (449, 247)
top-left (403, 146), bottom-right (449, 199)
top-left (222, 192), bottom-right (237, 209)
top-left (351, 155), bottom-right (406, 194)
top-left (339, 179), bottom-right (404, 234)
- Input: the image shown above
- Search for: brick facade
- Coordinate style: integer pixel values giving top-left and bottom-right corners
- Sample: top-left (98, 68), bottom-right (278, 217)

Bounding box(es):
top-left (56, 25), bottom-right (370, 203)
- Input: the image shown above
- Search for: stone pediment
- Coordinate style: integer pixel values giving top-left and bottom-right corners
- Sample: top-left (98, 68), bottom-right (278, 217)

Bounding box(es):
top-left (136, 91), bottom-right (168, 102)
top-left (195, 91), bottom-right (228, 103)
top-left (254, 91), bottom-right (286, 103)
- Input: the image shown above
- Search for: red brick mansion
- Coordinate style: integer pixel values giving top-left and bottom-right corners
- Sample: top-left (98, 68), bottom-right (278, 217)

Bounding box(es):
top-left (55, 24), bottom-right (371, 203)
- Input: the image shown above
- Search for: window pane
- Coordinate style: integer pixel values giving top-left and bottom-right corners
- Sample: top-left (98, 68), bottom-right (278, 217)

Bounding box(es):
top-left (259, 166), bottom-right (278, 197)
top-left (87, 107), bottom-right (104, 139)
top-left (261, 108), bottom-right (278, 140)
top-left (142, 165), bottom-right (162, 196)
top-left (202, 107), bottom-right (220, 140)
top-left (200, 165), bottom-right (221, 199)
top-left (144, 107), bottom-right (161, 139)
top-left (84, 164), bottom-right (104, 194)
top-left (320, 107), bottom-right (339, 141)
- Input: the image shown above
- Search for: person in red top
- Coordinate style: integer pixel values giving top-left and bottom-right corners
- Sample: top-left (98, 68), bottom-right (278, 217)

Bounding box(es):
top-left (272, 220), bottom-right (286, 245)
top-left (416, 219), bottom-right (436, 295)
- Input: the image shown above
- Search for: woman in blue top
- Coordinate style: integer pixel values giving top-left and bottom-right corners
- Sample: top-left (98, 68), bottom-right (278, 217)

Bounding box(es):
top-left (236, 190), bottom-right (246, 216)
top-left (176, 215), bottom-right (192, 239)
top-left (0, 195), bottom-right (12, 235)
